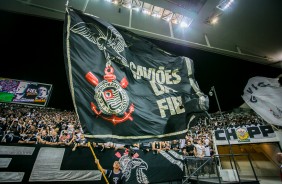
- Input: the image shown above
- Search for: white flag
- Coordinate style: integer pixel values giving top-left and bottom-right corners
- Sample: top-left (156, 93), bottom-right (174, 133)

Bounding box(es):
top-left (242, 76), bottom-right (282, 126)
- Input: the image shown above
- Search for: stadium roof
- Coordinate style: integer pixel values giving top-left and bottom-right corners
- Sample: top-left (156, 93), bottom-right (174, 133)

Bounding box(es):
top-left (0, 0), bottom-right (281, 68)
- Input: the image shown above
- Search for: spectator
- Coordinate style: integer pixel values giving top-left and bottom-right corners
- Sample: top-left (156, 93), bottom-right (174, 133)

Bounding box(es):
top-left (59, 130), bottom-right (71, 145)
top-left (72, 133), bottom-right (88, 151)
top-left (114, 143), bottom-right (125, 151)
top-left (140, 142), bottom-right (151, 153)
top-left (36, 129), bottom-right (50, 144)
top-left (46, 130), bottom-right (60, 146)
top-left (183, 140), bottom-right (195, 156)
top-left (18, 125), bottom-right (37, 144)
top-left (95, 159), bottom-right (125, 184)
top-left (194, 139), bottom-right (205, 158)
top-left (171, 140), bottom-right (180, 151)
top-left (152, 141), bottom-right (164, 154)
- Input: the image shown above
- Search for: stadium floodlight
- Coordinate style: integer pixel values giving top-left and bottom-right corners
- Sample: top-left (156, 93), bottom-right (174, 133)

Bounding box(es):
top-left (161, 9), bottom-right (173, 22)
top-left (142, 2), bottom-right (153, 15)
top-left (216, 0), bottom-right (234, 11)
top-left (131, 0), bottom-right (142, 11)
top-left (205, 11), bottom-right (222, 25)
top-left (112, 0), bottom-right (120, 5)
top-left (105, 0), bottom-right (193, 28)
top-left (180, 16), bottom-right (193, 28)
top-left (151, 6), bottom-right (163, 18)
top-left (210, 16), bottom-right (219, 24)
top-left (180, 22), bottom-right (188, 28)
top-left (110, 0), bottom-right (142, 11)
top-left (121, 0), bottom-right (132, 8)
top-left (171, 13), bottom-right (183, 24)
top-left (104, 0), bottom-right (121, 5)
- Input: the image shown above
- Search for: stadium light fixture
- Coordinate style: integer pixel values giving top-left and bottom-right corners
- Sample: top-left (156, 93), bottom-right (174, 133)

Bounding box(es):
top-left (171, 13), bottom-right (183, 25)
top-left (131, 0), bottom-right (142, 11)
top-left (180, 16), bottom-right (193, 28)
top-left (162, 9), bottom-right (173, 22)
top-left (105, 0), bottom-right (193, 28)
top-left (121, 0), bottom-right (134, 9)
top-left (210, 16), bottom-right (219, 24)
top-left (142, 2), bottom-right (153, 15)
top-left (180, 22), bottom-right (188, 28)
top-left (151, 6), bottom-right (163, 18)
top-left (112, 0), bottom-right (119, 5)
top-left (205, 11), bottom-right (222, 25)
top-left (216, 0), bottom-right (234, 11)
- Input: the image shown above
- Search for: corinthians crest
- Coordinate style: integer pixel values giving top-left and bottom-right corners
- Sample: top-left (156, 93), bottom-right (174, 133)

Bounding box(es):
top-left (85, 65), bottom-right (134, 125)
top-left (236, 127), bottom-right (250, 142)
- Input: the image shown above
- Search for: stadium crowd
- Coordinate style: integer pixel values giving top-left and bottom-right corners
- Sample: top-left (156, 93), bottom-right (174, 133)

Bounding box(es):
top-left (0, 103), bottom-right (269, 157)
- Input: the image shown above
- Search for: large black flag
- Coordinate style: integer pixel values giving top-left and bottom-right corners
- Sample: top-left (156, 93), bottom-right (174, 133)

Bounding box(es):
top-left (63, 8), bottom-right (209, 144)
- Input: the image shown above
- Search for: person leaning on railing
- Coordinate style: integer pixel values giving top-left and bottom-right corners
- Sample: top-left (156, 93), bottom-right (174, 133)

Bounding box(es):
top-left (194, 139), bottom-right (205, 158)
top-left (183, 140), bottom-right (195, 156)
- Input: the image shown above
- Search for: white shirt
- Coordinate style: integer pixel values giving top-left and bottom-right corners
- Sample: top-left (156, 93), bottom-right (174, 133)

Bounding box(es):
top-left (195, 144), bottom-right (205, 157)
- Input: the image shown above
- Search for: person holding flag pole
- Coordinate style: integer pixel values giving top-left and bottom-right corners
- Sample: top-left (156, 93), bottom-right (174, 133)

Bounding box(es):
top-left (88, 142), bottom-right (110, 184)
top-left (89, 143), bottom-right (125, 184)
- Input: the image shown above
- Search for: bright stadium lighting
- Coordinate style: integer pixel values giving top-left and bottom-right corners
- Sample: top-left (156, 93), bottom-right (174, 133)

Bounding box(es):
top-left (180, 17), bottom-right (193, 28)
top-left (211, 17), bottom-right (219, 24)
top-left (180, 22), bottom-right (188, 28)
top-left (121, 0), bottom-right (132, 9)
top-left (142, 2), bottom-right (153, 15)
top-left (131, 0), bottom-right (142, 11)
top-left (142, 9), bottom-right (150, 15)
top-left (152, 13), bottom-right (161, 18)
top-left (151, 6), bottom-right (163, 18)
top-left (113, 0), bottom-right (119, 5)
top-left (105, 0), bottom-right (194, 28)
top-left (216, 0), bottom-right (234, 11)
top-left (171, 19), bottom-right (178, 24)
top-left (162, 9), bottom-right (173, 22)
top-left (171, 13), bottom-right (183, 25)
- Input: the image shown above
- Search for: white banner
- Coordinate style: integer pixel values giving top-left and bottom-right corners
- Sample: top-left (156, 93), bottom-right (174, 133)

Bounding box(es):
top-left (242, 76), bottom-right (282, 126)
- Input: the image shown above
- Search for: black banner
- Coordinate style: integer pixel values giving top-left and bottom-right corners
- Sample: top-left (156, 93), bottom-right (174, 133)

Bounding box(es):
top-left (63, 8), bottom-right (208, 143)
top-left (0, 144), bottom-right (184, 183)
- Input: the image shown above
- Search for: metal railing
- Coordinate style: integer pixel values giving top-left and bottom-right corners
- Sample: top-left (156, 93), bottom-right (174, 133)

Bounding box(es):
top-left (182, 153), bottom-right (259, 184)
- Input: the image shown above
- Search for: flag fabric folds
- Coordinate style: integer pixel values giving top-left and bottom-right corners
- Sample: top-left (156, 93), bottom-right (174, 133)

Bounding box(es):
top-left (242, 76), bottom-right (282, 127)
top-left (63, 8), bottom-right (208, 143)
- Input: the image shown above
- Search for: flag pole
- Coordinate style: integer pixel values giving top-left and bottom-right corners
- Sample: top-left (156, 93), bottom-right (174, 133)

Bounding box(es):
top-left (65, 0), bottom-right (70, 13)
top-left (209, 86), bottom-right (241, 183)
top-left (88, 142), bottom-right (109, 184)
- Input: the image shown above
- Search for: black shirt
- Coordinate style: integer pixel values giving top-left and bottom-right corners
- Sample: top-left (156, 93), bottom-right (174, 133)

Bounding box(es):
top-left (106, 169), bottom-right (125, 184)
top-left (185, 144), bottom-right (195, 156)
